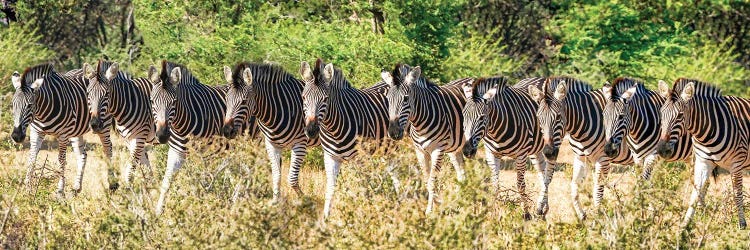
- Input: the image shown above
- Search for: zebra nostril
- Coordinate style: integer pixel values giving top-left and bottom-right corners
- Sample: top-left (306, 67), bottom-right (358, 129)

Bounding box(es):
top-left (222, 124), bottom-right (237, 138)
top-left (11, 127), bottom-right (25, 143)
top-left (542, 145), bottom-right (558, 160)
top-left (387, 120), bottom-right (403, 140)
top-left (462, 144), bottom-right (476, 158)
top-left (304, 121), bottom-right (319, 139)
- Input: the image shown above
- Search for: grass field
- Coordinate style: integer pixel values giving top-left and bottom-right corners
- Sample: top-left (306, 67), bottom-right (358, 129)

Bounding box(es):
top-left (1, 115), bottom-right (749, 247)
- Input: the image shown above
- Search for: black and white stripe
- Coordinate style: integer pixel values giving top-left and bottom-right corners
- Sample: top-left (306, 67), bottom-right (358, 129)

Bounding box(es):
top-left (600, 78), bottom-right (693, 180)
top-left (300, 58), bottom-right (393, 217)
top-left (11, 64), bottom-right (99, 196)
top-left (150, 60), bottom-right (239, 215)
top-left (83, 60), bottom-right (158, 189)
top-left (528, 76), bottom-right (632, 221)
top-left (382, 64), bottom-right (472, 214)
top-left (657, 78), bottom-right (750, 229)
top-left (221, 62), bottom-right (316, 203)
top-left (461, 76), bottom-right (554, 218)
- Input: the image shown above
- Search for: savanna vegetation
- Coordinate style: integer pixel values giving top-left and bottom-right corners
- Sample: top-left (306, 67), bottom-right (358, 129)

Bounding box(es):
top-left (1, 0), bottom-right (749, 248)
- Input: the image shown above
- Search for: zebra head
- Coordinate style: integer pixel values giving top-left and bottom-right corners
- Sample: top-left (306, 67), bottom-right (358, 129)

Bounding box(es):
top-left (11, 68), bottom-right (46, 143)
top-left (657, 79), bottom-right (693, 158)
top-left (382, 64), bottom-right (416, 140)
top-left (300, 58), bottom-right (330, 139)
top-left (528, 80), bottom-right (566, 161)
top-left (460, 77), bottom-right (499, 158)
top-left (150, 62), bottom-right (179, 144)
top-left (83, 61), bottom-right (119, 133)
top-left (221, 64), bottom-right (253, 139)
top-left (601, 81), bottom-right (638, 157)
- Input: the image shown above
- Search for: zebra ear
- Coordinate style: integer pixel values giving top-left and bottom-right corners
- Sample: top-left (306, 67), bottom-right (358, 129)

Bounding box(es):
top-left (12, 71), bottom-right (21, 89)
top-left (658, 80), bottom-right (670, 98)
top-left (223, 66), bottom-right (233, 84)
top-left (404, 66), bottom-right (421, 87)
top-left (462, 81), bottom-right (474, 99)
top-left (148, 65), bottom-right (159, 83)
top-left (83, 63), bottom-right (96, 79)
top-left (621, 85), bottom-right (637, 101)
top-left (554, 81), bottom-right (567, 100)
top-left (299, 61), bottom-right (314, 83)
top-left (31, 78), bottom-right (44, 90)
top-left (381, 70), bottom-right (394, 86)
top-left (105, 62), bottom-right (119, 81)
top-left (601, 83), bottom-right (612, 100)
top-left (242, 68), bottom-right (253, 86)
top-left (528, 85), bottom-right (543, 103)
top-left (483, 87), bottom-right (498, 101)
top-left (681, 82), bottom-right (695, 101)
top-left (323, 63), bottom-right (335, 84)
top-left (170, 67), bottom-right (182, 85)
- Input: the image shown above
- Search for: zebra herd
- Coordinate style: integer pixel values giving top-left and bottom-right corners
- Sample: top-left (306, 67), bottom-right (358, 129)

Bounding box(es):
top-left (9, 59), bottom-right (750, 229)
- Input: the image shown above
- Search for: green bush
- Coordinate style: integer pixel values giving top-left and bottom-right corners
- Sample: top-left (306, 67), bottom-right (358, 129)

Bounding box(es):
top-left (0, 26), bottom-right (56, 93)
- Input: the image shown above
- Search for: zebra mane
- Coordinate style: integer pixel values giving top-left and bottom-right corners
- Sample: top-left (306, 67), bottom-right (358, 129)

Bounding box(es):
top-left (96, 60), bottom-right (131, 82)
top-left (160, 60), bottom-right (199, 87)
top-left (543, 76), bottom-right (592, 98)
top-left (471, 76), bottom-right (509, 100)
top-left (20, 63), bottom-right (56, 89)
top-left (390, 63), bottom-right (410, 87)
top-left (231, 62), bottom-right (293, 88)
top-left (312, 58), bottom-right (328, 87)
top-left (608, 77), bottom-right (646, 100)
top-left (670, 78), bottom-right (722, 100)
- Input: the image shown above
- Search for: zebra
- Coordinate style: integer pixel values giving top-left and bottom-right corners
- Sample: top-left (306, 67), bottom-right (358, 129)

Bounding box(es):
top-left (64, 67), bottom-right (115, 167)
top-left (461, 76), bottom-right (554, 219)
top-left (10, 64), bottom-right (101, 196)
top-left (600, 78), bottom-right (693, 180)
top-left (221, 62), bottom-right (317, 203)
top-left (657, 78), bottom-right (750, 229)
top-left (150, 60), bottom-right (243, 215)
top-left (527, 76), bottom-right (633, 220)
top-left (300, 58), bottom-right (395, 218)
top-left (381, 64), bottom-right (473, 214)
top-left (82, 60), bottom-right (159, 189)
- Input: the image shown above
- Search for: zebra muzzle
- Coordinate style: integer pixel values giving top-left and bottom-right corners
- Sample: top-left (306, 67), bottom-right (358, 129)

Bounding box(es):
top-left (90, 117), bottom-right (104, 132)
top-left (462, 144), bottom-right (477, 158)
top-left (156, 126), bottom-right (170, 144)
top-left (542, 145), bottom-right (559, 161)
top-left (656, 140), bottom-right (675, 158)
top-left (11, 127), bottom-right (25, 143)
top-left (603, 141), bottom-right (620, 157)
top-left (222, 123), bottom-right (238, 139)
top-left (387, 120), bottom-right (403, 140)
top-left (304, 121), bottom-right (320, 139)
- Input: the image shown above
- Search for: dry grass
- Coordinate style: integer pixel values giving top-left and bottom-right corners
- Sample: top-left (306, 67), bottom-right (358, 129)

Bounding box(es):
top-left (0, 96), bottom-right (749, 248)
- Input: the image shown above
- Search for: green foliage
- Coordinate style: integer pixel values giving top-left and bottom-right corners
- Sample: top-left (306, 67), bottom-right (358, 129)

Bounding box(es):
top-left (0, 26), bottom-right (55, 93)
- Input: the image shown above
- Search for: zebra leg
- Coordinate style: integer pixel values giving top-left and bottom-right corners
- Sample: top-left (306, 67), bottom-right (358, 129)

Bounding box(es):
top-left (448, 151), bottom-right (466, 183)
top-left (155, 147), bottom-right (185, 215)
top-left (593, 157), bottom-right (611, 208)
top-left (682, 157), bottom-right (713, 228)
top-left (123, 138), bottom-right (144, 186)
top-left (55, 138), bottom-right (70, 198)
top-left (484, 146), bottom-right (500, 188)
top-left (532, 152), bottom-right (553, 217)
top-left (263, 137), bottom-right (283, 203)
top-left (641, 154), bottom-right (659, 180)
top-left (70, 136), bottom-right (87, 195)
top-left (414, 146), bottom-right (431, 182)
top-left (24, 128), bottom-right (43, 186)
top-left (515, 156), bottom-right (531, 220)
top-left (425, 150), bottom-right (443, 214)
top-left (731, 170), bottom-right (747, 229)
top-left (571, 155), bottom-right (587, 221)
top-left (98, 132), bottom-right (117, 191)
top-left (322, 153), bottom-right (341, 219)
top-left (288, 143), bottom-right (307, 196)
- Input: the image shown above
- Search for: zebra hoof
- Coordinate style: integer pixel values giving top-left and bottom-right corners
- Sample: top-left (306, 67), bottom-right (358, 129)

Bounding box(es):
top-left (740, 220), bottom-right (747, 230)
top-left (522, 212), bottom-right (532, 221)
top-left (292, 186), bottom-right (305, 197)
top-left (72, 187), bottom-right (81, 196)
